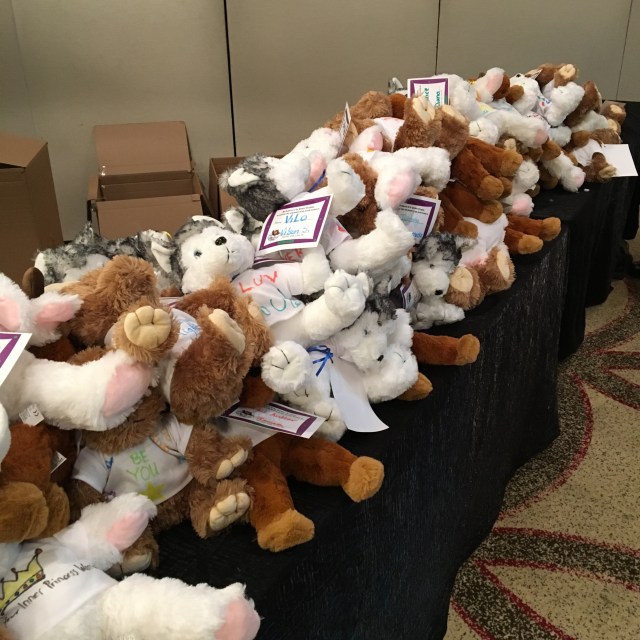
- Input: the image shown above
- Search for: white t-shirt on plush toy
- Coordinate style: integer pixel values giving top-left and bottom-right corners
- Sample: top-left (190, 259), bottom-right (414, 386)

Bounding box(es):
top-left (1, 540), bottom-right (113, 639)
top-left (73, 414), bottom-right (193, 504)
top-left (233, 259), bottom-right (306, 326)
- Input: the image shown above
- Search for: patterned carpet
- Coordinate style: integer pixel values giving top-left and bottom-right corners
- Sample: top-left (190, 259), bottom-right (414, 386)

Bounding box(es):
top-left (445, 251), bottom-right (640, 638)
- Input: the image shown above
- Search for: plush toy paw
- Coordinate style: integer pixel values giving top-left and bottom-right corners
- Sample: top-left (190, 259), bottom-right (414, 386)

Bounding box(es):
top-left (262, 342), bottom-right (312, 394)
top-left (215, 448), bottom-right (250, 480)
top-left (216, 596), bottom-right (262, 640)
top-left (107, 550), bottom-right (154, 578)
top-left (209, 491), bottom-right (251, 532)
top-left (324, 270), bottom-right (369, 319)
top-left (257, 508), bottom-right (315, 552)
top-left (397, 373), bottom-right (433, 400)
top-left (342, 456), bottom-right (384, 502)
top-left (106, 511), bottom-right (150, 550)
top-left (455, 334), bottom-right (481, 365)
top-left (123, 306), bottom-right (172, 349)
top-left (209, 309), bottom-right (246, 354)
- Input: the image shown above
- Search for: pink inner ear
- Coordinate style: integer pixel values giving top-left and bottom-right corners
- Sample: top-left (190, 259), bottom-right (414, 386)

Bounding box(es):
top-left (306, 157), bottom-right (327, 188)
top-left (487, 70), bottom-right (505, 96)
top-left (0, 298), bottom-right (21, 331)
top-left (385, 173), bottom-right (414, 209)
top-left (35, 301), bottom-right (78, 328)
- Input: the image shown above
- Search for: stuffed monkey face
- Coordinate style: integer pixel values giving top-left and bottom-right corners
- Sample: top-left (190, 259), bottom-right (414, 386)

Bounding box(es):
top-left (177, 224), bottom-right (255, 294)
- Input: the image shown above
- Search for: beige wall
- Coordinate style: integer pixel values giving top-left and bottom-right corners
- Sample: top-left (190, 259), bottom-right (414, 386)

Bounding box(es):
top-left (227, 0), bottom-right (439, 156)
top-left (437, 0), bottom-right (632, 100)
top-left (6, 0), bottom-right (233, 239)
top-left (2, 1), bottom-right (638, 239)
top-left (618, 0), bottom-right (640, 100)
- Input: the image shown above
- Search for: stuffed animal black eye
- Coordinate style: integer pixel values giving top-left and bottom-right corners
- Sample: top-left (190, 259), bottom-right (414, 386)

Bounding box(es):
top-left (429, 263), bottom-right (434, 268)
top-left (377, 321), bottom-right (382, 327)
top-left (364, 329), bottom-right (370, 336)
top-left (194, 250), bottom-right (202, 258)
top-left (215, 236), bottom-right (227, 246)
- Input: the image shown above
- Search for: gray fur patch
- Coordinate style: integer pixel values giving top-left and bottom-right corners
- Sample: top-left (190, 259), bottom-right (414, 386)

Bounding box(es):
top-left (219, 154), bottom-right (288, 221)
top-left (364, 293), bottom-right (398, 323)
top-left (413, 232), bottom-right (462, 265)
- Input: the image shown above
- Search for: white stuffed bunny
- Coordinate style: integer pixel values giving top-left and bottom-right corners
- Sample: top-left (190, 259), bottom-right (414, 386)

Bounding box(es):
top-left (0, 493), bottom-right (260, 640)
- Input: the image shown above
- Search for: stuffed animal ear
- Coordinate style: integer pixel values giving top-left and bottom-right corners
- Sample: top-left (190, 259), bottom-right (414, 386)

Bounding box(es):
top-left (455, 236), bottom-right (477, 253)
top-left (32, 293), bottom-right (82, 328)
top-left (222, 207), bottom-right (261, 237)
top-left (21, 267), bottom-right (45, 299)
top-left (305, 150), bottom-right (328, 189)
top-left (220, 167), bottom-right (260, 190)
top-left (0, 298), bottom-right (21, 331)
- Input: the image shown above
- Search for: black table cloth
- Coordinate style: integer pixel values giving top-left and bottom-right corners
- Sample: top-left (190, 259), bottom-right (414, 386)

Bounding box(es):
top-left (155, 231), bottom-right (568, 640)
top-left (531, 117), bottom-right (638, 359)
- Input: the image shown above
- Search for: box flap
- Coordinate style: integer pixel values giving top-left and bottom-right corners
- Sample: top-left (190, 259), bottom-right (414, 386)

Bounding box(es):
top-left (93, 121), bottom-right (192, 176)
top-left (95, 193), bottom-right (203, 238)
top-left (0, 132), bottom-right (46, 168)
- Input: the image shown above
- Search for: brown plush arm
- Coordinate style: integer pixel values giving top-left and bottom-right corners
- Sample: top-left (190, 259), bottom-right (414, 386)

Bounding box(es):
top-left (412, 332), bottom-right (480, 366)
top-left (442, 182), bottom-right (503, 224)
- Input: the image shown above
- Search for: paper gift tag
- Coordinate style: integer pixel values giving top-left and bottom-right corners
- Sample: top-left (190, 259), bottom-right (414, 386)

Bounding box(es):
top-left (221, 402), bottom-right (325, 438)
top-left (407, 76), bottom-right (449, 106)
top-left (328, 358), bottom-right (389, 433)
top-left (0, 332), bottom-right (31, 388)
top-left (338, 102), bottom-right (352, 148)
top-left (256, 195), bottom-right (332, 255)
top-left (397, 194), bottom-right (441, 243)
top-left (51, 451), bottom-right (67, 474)
top-left (600, 144), bottom-right (638, 177)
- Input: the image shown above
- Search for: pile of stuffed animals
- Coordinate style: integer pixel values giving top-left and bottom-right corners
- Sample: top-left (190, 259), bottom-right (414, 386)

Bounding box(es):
top-left (0, 63), bottom-right (626, 639)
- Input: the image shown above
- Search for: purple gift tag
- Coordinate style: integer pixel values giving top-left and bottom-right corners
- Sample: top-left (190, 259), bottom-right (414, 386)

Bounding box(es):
top-left (0, 332), bottom-right (30, 387)
top-left (257, 195), bottom-right (332, 255)
top-left (396, 195), bottom-right (441, 243)
top-left (407, 76), bottom-right (449, 106)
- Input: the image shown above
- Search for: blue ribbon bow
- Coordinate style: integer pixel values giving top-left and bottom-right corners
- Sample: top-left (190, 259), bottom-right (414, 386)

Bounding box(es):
top-left (307, 344), bottom-right (334, 377)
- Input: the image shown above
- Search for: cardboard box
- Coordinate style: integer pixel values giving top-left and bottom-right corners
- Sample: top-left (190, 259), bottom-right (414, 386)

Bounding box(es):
top-left (0, 132), bottom-right (63, 283)
top-left (209, 156), bottom-right (244, 219)
top-left (89, 121), bottom-right (210, 237)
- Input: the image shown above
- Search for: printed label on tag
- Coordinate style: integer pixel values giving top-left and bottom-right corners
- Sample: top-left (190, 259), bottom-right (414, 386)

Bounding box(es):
top-left (328, 359), bottom-right (389, 433)
top-left (222, 402), bottom-right (325, 438)
top-left (396, 195), bottom-right (441, 243)
top-left (51, 450), bottom-right (67, 474)
top-left (19, 404), bottom-right (44, 426)
top-left (400, 278), bottom-right (420, 311)
top-left (0, 332), bottom-right (31, 388)
top-left (407, 76), bottom-right (449, 106)
top-left (257, 195), bottom-right (332, 255)
top-left (338, 102), bottom-right (352, 148)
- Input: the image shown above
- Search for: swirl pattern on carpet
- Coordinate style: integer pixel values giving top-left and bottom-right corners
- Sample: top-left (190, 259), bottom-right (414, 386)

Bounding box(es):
top-left (446, 276), bottom-right (640, 640)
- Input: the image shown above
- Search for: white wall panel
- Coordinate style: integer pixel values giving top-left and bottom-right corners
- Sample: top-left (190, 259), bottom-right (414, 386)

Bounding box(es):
top-left (618, 0), bottom-right (640, 100)
top-left (228, 0), bottom-right (439, 155)
top-left (11, 0), bottom-right (233, 238)
top-left (437, 0), bottom-right (631, 100)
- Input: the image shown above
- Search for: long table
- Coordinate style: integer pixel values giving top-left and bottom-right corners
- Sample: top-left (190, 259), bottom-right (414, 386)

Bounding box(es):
top-left (156, 231), bottom-right (568, 640)
top-left (153, 114), bottom-right (639, 639)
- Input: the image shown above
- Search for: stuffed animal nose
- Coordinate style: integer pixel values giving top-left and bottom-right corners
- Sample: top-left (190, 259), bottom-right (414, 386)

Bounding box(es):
top-left (435, 289), bottom-right (444, 296)
top-left (215, 237), bottom-right (227, 246)
top-left (377, 354), bottom-right (384, 362)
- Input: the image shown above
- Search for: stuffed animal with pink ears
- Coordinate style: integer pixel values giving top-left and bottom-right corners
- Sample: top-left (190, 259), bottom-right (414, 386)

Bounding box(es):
top-left (0, 272), bottom-right (177, 432)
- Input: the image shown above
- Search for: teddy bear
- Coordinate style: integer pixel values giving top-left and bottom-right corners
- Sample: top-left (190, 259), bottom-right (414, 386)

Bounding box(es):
top-left (260, 292), bottom-right (433, 442)
top-left (409, 232), bottom-right (473, 329)
top-left (169, 216), bottom-right (371, 348)
top-left (0, 489), bottom-right (260, 640)
top-left (236, 431), bottom-right (384, 552)
top-left (469, 67), bottom-right (549, 148)
top-left (444, 214), bottom-right (516, 311)
top-left (69, 386), bottom-right (254, 575)
top-left (0, 271), bottom-right (175, 432)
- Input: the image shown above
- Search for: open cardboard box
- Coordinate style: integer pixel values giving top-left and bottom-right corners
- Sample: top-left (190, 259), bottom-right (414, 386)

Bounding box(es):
top-left (0, 131), bottom-right (63, 282)
top-left (88, 121), bottom-right (210, 238)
